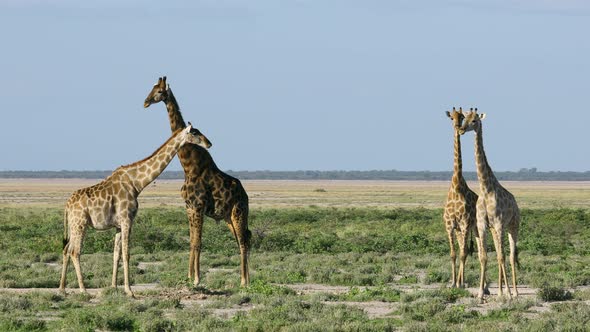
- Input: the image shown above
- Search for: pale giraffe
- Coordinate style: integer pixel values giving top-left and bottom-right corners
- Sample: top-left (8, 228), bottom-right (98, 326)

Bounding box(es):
top-left (459, 108), bottom-right (520, 302)
top-left (444, 107), bottom-right (478, 288)
top-left (143, 76), bottom-right (250, 286)
top-left (59, 124), bottom-right (212, 296)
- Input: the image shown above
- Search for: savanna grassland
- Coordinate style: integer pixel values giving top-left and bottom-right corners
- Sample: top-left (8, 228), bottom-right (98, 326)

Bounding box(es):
top-left (1, 179), bottom-right (590, 331)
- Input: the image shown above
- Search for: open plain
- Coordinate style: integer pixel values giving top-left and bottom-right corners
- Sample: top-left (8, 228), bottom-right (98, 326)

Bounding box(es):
top-left (1, 179), bottom-right (590, 330)
top-left (2, 178), bottom-right (590, 209)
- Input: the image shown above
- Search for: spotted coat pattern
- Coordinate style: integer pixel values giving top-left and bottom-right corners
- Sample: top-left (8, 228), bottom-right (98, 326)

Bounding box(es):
top-left (144, 77), bottom-right (250, 286)
top-left (443, 108), bottom-right (478, 289)
top-left (460, 109), bottom-right (520, 302)
top-left (59, 126), bottom-right (209, 296)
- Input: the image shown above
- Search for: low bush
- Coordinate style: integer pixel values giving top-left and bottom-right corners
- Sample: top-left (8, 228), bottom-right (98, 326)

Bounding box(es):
top-left (538, 283), bottom-right (573, 302)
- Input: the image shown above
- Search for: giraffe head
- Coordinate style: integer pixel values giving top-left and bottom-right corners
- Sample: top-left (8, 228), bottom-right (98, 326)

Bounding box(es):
top-left (144, 76), bottom-right (169, 108)
top-left (182, 122), bottom-right (213, 149)
top-left (446, 107), bottom-right (465, 132)
top-left (459, 108), bottom-right (486, 135)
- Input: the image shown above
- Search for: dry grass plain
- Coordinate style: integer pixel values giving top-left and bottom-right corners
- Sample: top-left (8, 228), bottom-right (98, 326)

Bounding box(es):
top-left (1, 178), bottom-right (590, 209)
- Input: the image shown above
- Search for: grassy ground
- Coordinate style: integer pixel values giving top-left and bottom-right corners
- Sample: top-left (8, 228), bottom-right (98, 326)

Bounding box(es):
top-left (1, 205), bottom-right (590, 331)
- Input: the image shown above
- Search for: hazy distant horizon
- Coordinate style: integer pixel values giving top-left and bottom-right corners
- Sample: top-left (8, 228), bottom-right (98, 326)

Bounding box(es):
top-left (1, 1), bottom-right (589, 172)
top-left (1, 168), bottom-right (589, 173)
top-left (2, 168), bottom-right (590, 183)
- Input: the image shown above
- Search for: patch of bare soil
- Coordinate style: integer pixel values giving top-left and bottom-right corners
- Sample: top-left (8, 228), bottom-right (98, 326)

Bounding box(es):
top-left (137, 261), bottom-right (163, 271)
top-left (1, 282), bottom-right (588, 321)
top-left (284, 283), bottom-right (351, 295)
top-left (0, 283), bottom-right (162, 297)
top-left (325, 301), bottom-right (399, 319)
top-left (30, 262), bottom-right (61, 271)
top-left (207, 268), bottom-right (236, 273)
top-left (280, 282), bottom-right (585, 319)
top-left (211, 303), bottom-right (257, 319)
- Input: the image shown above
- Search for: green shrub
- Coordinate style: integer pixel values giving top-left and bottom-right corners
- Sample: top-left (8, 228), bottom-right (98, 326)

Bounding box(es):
top-left (440, 305), bottom-right (479, 324)
top-left (401, 298), bottom-right (446, 321)
top-left (0, 316), bottom-right (46, 332)
top-left (0, 296), bottom-right (32, 312)
top-left (338, 286), bottom-right (401, 302)
top-left (538, 284), bottom-right (573, 302)
top-left (247, 279), bottom-right (295, 296)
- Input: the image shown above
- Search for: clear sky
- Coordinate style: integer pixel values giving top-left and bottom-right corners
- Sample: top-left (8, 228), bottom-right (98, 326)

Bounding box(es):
top-left (1, 0), bottom-right (589, 172)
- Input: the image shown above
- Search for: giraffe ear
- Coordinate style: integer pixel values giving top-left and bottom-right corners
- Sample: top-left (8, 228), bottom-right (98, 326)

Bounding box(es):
top-left (445, 111), bottom-right (451, 118)
top-left (479, 113), bottom-right (486, 121)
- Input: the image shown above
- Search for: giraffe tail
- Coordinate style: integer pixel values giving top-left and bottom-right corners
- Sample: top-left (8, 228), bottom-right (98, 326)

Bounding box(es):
top-left (246, 229), bottom-right (252, 248)
top-left (63, 209), bottom-right (69, 249)
top-left (468, 228), bottom-right (475, 256)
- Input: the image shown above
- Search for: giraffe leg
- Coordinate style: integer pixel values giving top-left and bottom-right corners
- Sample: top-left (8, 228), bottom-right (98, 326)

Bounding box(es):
top-left (187, 207), bottom-right (204, 286)
top-left (120, 222), bottom-right (134, 297)
top-left (187, 215), bottom-right (196, 280)
top-left (230, 203), bottom-right (250, 287)
top-left (475, 224), bottom-right (488, 302)
top-left (457, 230), bottom-right (468, 288)
top-left (186, 205), bottom-right (196, 280)
top-left (490, 229), bottom-right (503, 297)
top-left (111, 230), bottom-right (122, 288)
top-left (65, 221), bottom-right (87, 294)
top-left (508, 222), bottom-right (519, 297)
top-left (226, 220), bottom-right (239, 246)
top-left (71, 254), bottom-right (86, 294)
top-left (59, 243), bottom-right (70, 293)
top-left (446, 227), bottom-right (457, 288)
top-left (491, 227), bottom-right (511, 299)
top-left (60, 210), bottom-right (71, 293)
top-left (68, 238), bottom-right (86, 294)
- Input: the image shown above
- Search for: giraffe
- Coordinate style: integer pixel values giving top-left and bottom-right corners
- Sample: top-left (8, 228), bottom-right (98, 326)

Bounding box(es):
top-left (59, 124), bottom-right (211, 296)
top-left (143, 76), bottom-right (251, 287)
top-left (444, 107), bottom-right (478, 288)
top-left (459, 108), bottom-right (520, 302)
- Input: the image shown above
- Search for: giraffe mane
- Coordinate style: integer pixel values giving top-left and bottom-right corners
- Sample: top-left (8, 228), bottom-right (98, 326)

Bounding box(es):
top-left (119, 128), bottom-right (184, 169)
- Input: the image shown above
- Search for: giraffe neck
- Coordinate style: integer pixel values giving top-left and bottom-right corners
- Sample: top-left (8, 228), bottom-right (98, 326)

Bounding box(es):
top-left (161, 87), bottom-right (220, 176)
top-left (474, 125), bottom-right (498, 193)
top-left (165, 88), bottom-right (186, 132)
top-left (122, 129), bottom-right (184, 191)
top-left (451, 129), bottom-right (467, 190)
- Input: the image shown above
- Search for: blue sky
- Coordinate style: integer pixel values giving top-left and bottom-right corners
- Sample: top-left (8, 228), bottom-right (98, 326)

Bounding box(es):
top-left (1, 1), bottom-right (589, 171)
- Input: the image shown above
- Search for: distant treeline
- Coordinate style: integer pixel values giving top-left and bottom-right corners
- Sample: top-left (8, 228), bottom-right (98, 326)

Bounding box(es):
top-left (2, 168), bottom-right (590, 181)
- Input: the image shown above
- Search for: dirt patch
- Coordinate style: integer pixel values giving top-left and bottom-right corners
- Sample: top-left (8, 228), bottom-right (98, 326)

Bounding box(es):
top-left (31, 262), bottom-right (61, 271)
top-left (0, 283), bottom-right (162, 297)
top-left (137, 262), bottom-right (163, 271)
top-left (325, 301), bottom-right (398, 319)
top-left (284, 283), bottom-right (351, 295)
top-left (212, 303), bottom-right (257, 319)
top-left (1, 282), bottom-right (588, 322)
top-left (283, 282), bottom-right (547, 319)
top-left (208, 268), bottom-right (235, 273)
top-left (464, 284), bottom-right (538, 297)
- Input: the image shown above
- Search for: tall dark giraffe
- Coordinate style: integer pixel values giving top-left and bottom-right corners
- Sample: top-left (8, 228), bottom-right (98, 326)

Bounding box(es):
top-left (143, 76), bottom-right (250, 286)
